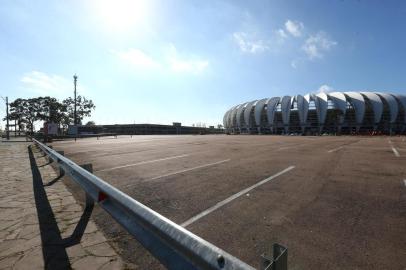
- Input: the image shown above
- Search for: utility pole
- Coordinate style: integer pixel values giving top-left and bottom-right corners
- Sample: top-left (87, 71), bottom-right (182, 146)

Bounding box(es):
top-left (5, 97), bottom-right (9, 140)
top-left (73, 74), bottom-right (78, 125)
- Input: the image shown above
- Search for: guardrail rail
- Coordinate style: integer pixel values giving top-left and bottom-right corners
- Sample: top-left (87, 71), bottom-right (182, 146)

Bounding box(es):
top-left (32, 138), bottom-right (287, 270)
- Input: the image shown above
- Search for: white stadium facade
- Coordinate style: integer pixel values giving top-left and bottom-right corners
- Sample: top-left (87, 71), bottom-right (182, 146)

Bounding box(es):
top-left (223, 92), bottom-right (406, 135)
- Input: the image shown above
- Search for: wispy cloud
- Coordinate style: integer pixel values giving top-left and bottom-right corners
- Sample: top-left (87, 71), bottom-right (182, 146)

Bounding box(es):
top-left (274, 19), bottom-right (338, 67)
top-left (166, 44), bottom-right (209, 74)
top-left (317, 84), bottom-right (334, 93)
top-left (275, 29), bottom-right (288, 42)
top-left (113, 45), bottom-right (209, 74)
top-left (112, 49), bottom-right (161, 69)
top-left (302, 32), bottom-right (337, 59)
top-left (20, 71), bottom-right (76, 98)
top-left (285, 20), bottom-right (304, 37)
top-left (233, 32), bottom-right (269, 54)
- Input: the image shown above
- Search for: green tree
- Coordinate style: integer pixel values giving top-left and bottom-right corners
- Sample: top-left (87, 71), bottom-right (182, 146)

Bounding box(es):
top-left (63, 95), bottom-right (95, 125)
top-left (21, 98), bottom-right (42, 133)
top-left (37, 96), bottom-right (67, 127)
top-left (7, 98), bottom-right (26, 133)
top-left (4, 95), bottom-right (96, 133)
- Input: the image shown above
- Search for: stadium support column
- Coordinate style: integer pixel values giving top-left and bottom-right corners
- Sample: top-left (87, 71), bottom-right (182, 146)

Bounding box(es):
top-left (319, 125), bottom-right (323, 135)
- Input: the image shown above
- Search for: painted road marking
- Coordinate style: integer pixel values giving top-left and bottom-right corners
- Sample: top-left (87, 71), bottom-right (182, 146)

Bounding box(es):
top-left (327, 146), bottom-right (344, 153)
top-left (181, 165), bottom-right (295, 227)
top-left (277, 146), bottom-right (294, 150)
top-left (276, 144), bottom-right (301, 151)
top-left (403, 179), bottom-right (406, 187)
top-left (145, 159), bottom-right (231, 182)
top-left (392, 147), bottom-right (400, 157)
top-left (96, 154), bottom-right (190, 172)
top-left (388, 140), bottom-right (400, 157)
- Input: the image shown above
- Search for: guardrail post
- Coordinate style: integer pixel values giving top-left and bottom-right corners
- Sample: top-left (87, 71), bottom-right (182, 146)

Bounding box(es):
top-left (80, 163), bottom-right (95, 210)
top-left (260, 244), bottom-right (287, 270)
top-left (46, 145), bottom-right (53, 159)
top-left (56, 151), bottom-right (65, 176)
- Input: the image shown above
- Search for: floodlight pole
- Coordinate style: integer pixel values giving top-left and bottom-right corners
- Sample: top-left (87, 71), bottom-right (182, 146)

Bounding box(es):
top-left (73, 74), bottom-right (78, 125)
top-left (6, 96), bottom-right (9, 140)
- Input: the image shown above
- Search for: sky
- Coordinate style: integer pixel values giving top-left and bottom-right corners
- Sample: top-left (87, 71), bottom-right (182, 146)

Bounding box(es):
top-left (0, 0), bottom-right (405, 128)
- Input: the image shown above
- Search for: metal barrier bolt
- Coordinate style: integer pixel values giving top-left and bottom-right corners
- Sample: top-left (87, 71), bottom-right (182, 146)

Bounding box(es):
top-left (98, 191), bottom-right (108, 202)
top-left (217, 254), bottom-right (225, 268)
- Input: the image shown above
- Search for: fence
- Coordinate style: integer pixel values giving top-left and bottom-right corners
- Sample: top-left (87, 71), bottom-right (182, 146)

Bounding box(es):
top-left (32, 138), bottom-right (287, 270)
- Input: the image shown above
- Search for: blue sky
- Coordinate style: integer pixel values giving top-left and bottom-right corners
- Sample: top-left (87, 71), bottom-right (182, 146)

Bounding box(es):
top-left (1, 0), bottom-right (405, 128)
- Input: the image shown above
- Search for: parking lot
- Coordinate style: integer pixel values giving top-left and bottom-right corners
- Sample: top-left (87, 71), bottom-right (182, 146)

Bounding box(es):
top-left (51, 135), bottom-right (406, 269)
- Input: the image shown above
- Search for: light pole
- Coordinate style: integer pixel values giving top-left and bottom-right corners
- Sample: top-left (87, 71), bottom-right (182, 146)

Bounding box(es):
top-left (73, 74), bottom-right (78, 125)
top-left (6, 97), bottom-right (9, 140)
top-left (1, 96), bottom-right (9, 140)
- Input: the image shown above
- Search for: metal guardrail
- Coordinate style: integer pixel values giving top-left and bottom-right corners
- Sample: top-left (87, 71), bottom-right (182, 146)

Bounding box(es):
top-left (32, 138), bottom-right (287, 270)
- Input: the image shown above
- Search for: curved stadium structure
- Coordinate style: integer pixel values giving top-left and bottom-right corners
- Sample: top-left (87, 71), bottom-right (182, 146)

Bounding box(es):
top-left (223, 92), bottom-right (406, 135)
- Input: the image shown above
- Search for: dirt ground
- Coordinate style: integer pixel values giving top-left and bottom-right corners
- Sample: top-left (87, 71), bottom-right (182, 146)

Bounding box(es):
top-left (51, 135), bottom-right (406, 270)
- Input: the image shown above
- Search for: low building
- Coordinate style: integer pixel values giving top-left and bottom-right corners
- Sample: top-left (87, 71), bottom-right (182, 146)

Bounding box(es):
top-left (78, 123), bottom-right (223, 135)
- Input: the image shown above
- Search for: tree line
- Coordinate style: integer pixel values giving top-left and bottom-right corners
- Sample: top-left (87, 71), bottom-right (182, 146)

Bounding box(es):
top-left (4, 95), bottom-right (95, 133)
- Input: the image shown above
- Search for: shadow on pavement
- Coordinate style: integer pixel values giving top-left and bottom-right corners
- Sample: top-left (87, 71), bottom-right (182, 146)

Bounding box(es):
top-left (43, 174), bottom-right (63, 187)
top-left (28, 145), bottom-right (94, 269)
top-left (38, 161), bottom-right (53, 168)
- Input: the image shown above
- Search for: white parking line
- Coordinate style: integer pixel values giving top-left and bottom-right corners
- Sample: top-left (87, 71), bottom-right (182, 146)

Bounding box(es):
top-left (181, 165), bottom-right (295, 227)
top-left (392, 147), bottom-right (400, 157)
top-left (391, 146), bottom-right (400, 157)
top-left (327, 146), bottom-right (344, 153)
top-left (276, 144), bottom-right (300, 151)
top-left (96, 154), bottom-right (190, 172)
top-left (146, 159), bottom-right (231, 182)
top-left (403, 179), bottom-right (406, 187)
top-left (388, 140), bottom-right (400, 157)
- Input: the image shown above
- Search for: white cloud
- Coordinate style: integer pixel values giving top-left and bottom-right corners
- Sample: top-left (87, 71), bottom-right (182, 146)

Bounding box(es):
top-left (113, 45), bottom-right (209, 74)
top-left (285, 20), bottom-right (304, 37)
top-left (112, 49), bottom-right (161, 69)
top-left (20, 71), bottom-right (76, 98)
top-left (169, 59), bottom-right (209, 73)
top-left (302, 32), bottom-right (337, 59)
top-left (233, 32), bottom-right (269, 54)
top-left (275, 29), bottom-right (288, 42)
top-left (291, 60), bottom-right (298, 69)
top-left (318, 84), bottom-right (334, 93)
top-left (277, 29), bottom-right (288, 39)
top-left (166, 44), bottom-right (209, 74)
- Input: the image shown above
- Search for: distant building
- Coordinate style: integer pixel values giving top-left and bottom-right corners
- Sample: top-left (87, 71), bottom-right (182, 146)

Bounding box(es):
top-left (224, 91), bottom-right (406, 135)
top-left (78, 123), bottom-right (223, 135)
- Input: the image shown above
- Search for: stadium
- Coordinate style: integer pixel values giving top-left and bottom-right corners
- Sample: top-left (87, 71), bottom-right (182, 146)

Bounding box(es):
top-left (223, 91), bottom-right (406, 135)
